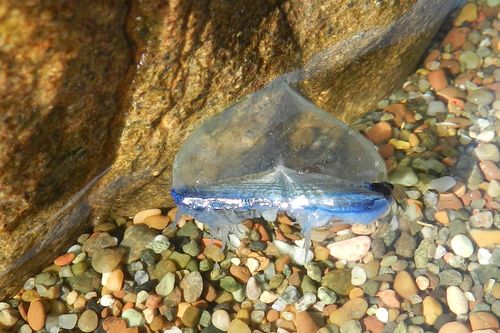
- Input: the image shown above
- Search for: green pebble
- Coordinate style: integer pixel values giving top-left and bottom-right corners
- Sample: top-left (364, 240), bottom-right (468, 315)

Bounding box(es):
top-left (204, 244), bottom-right (225, 262)
top-left (362, 280), bottom-right (380, 297)
top-left (317, 286), bottom-right (336, 304)
top-left (199, 258), bottom-right (215, 272)
top-left (322, 270), bottom-right (353, 296)
top-left (186, 259), bottom-right (199, 272)
top-left (201, 325), bottom-right (225, 333)
top-left (305, 262), bottom-right (322, 282)
top-left (414, 239), bottom-right (433, 269)
top-left (301, 275), bottom-right (318, 294)
top-left (67, 270), bottom-right (98, 293)
top-left (122, 308), bottom-right (145, 327)
top-left (182, 239), bottom-right (200, 257)
top-left (156, 272), bottom-right (176, 296)
top-left (220, 276), bottom-right (241, 292)
top-left (153, 259), bottom-right (177, 279)
top-left (35, 272), bottom-right (58, 287)
top-left (168, 251), bottom-right (191, 269)
top-left (71, 262), bottom-right (87, 275)
top-left (389, 166), bottom-right (419, 187)
top-left (199, 310), bottom-right (211, 327)
top-left (269, 274), bottom-right (285, 289)
top-left (176, 221), bottom-right (201, 238)
top-left (232, 288), bottom-right (246, 302)
top-left (140, 249), bottom-right (157, 265)
top-left (210, 269), bottom-right (222, 281)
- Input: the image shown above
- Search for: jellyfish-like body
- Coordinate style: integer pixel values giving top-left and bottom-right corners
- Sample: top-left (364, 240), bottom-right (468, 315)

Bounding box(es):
top-left (171, 80), bottom-right (392, 238)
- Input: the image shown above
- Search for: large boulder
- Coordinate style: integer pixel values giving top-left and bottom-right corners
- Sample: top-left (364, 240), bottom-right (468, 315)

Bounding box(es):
top-left (0, 0), bottom-right (459, 298)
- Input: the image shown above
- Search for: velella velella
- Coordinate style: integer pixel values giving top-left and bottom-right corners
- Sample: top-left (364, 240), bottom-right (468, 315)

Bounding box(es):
top-left (171, 80), bottom-right (392, 240)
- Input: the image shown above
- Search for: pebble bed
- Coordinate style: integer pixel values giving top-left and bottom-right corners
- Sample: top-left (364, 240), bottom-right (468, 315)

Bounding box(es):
top-left (1, 1), bottom-right (500, 333)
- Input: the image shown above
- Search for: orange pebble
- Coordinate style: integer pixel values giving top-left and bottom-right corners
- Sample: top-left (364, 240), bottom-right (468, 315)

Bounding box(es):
top-left (54, 252), bottom-right (76, 266)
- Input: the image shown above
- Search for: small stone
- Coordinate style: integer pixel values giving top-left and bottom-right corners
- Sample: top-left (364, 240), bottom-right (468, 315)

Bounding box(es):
top-left (478, 248), bottom-right (492, 265)
top-left (467, 89), bottom-right (495, 106)
top-left (212, 309), bottom-right (230, 331)
top-left (479, 161), bottom-right (500, 181)
top-left (427, 101), bottom-right (447, 116)
top-left (317, 287), bottom-right (336, 305)
top-left (469, 211), bottom-right (493, 228)
top-left (143, 214), bottom-right (170, 230)
top-left (428, 69), bottom-right (448, 91)
top-left (389, 166), bottom-right (419, 186)
top-left (327, 236), bottom-right (370, 261)
top-left (375, 307), bottom-right (389, 323)
top-left (148, 234), bottom-right (171, 254)
top-left (0, 308), bottom-right (18, 330)
top-left (91, 247), bottom-right (126, 273)
top-left (423, 296), bottom-right (442, 325)
top-left (365, 122), bottom-right (392, 144)
top-left (156, 272), bottom-right (176, 296)
top-left (121, 225), bottom-right (158, 263)
top-left (295, 292), bottom-right (317, 312)
top-left (58, 314), bottom-right (78, 330)
top-left (54, 253), bottom-right (76, 266)
top-left (469, 229), bottom-right (500, 247)
top-left (340, 319), bottom-right (362, 333)
top-left (450, 234), bottom-right (474, 258)
top-left (474, 144), bottom-right (500, 163)
top-left (322, 270), bottom-right (353, 296)
top-left (459, 50), bottom-right (480, 70)
top-left (442, 27), bottom-right (470, 50)
top-left (438, 321), bottom-right (471, 333)
top-left (295, 310), bottom-right (320, 333)
top-left (446, 286), bottom-right (468, 315)
top-left (82, 232), bottom-right (118, 255)
top-left (220, 276), bottom-right (241, 292)
top-left (429, 176), bottom-right (457, 192)
top-left (439, 269), bottom-right (463, 286)
top-left (469, 312), bottom-right (499, 331)
top-left (77, 309), bottom-right (99, 332)
top-left (395, 232), bottom-right (417, 258)
top-left (437, 193), bottom-right (463, 210)
top-left (273, 240), bottom-right (313, 265)
top-left (27, 300), bottom-right (45, 331)
top-left (393, 271), bottom-right (418, 299)
top-left (204, 244), bottom-right (225, 262)
top-left (122, 308), bottom-right (145, 327)
top-left (168, 251), bottom-right (191, 269)
top-left (246, 277), bottom-right (262, 301)
top-left (228, 318), bottom-right (251, 333)
top-left (350, 266), bottom-right (367, 286)
top-left (181, 305), bottom-right (201, 328)
top-left (487, 179), bottom-right (500, 197)
top-left (180, 271), bottom-right (203, 303)
top-left (454, 3), bottom-right (477, 26)
top-left (376, 290), bottom-right (400, 308)
top-left (229, 265), bottom-right (251, 283)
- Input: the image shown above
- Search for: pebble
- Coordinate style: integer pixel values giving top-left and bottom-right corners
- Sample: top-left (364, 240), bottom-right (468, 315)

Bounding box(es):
top-left (429, 176), bottom-right (457, 192)
top-left (0, 308), bottom-right (18, 329)
top-left (459, 50), bottom-right (480, 69)
top-left (327, 236), bottom-right (370, 261)
top-left (122, 308), bottom-right (145, 327)
top-left (77, 309), bottom-right (99, 332)
top-left (389, 166), bottom-right (419, 186)
top-left (350, 266), bottom-right (367, 286)
top-left (180, 271), bottom-right (203, 303)
top-left (474, 144), bottom-right (500, 163)
top-left (58, 314), bottom-right (78, 330)
top-left (91, 247), bottom-right (126, 273)
top-left (212, 309), bottom-right (230, 331)
top-left (423, 296), bottom-right (442, 325)
top-left (365, 121), bottom-right (393, 144)
top-left (317, 287), bottom-right (336, 304)
top-left (133, 208), bottom-right (162, 224)
top-left (295, 310), bottom-right (320, 333)
top-left (487, 179), bottom-right (500, 197)
top-left (375, 307), bottom-right (389, 323)
top-left (228, 318), bottom-right (251, 333)
top-left (450, 234), bottom-right (474, 258)
top-left (439, 321), bottom-right (471, 333)
top-left (467, 88), bottom-right (495, 105)
top-left (246, 277), bottom-right (262, 301)
top-left (295, 292), bottom-right (317, 312)
top-left (156, 272), bottom-right (176, 296)
top-left (427, 100), bottom-right (447, 116)
top-left (469, 229), bottom-right (500, 247)
top-left (394, 271), bottom-right (418, 299)
top-left (273, 240), bottom-right (313, 265)
top-left (469, 312), bottom-right (499, 330)
top-left (446, 286), bottom-right (469, 315)
top-left (27, 300), bottom-right (45, 331)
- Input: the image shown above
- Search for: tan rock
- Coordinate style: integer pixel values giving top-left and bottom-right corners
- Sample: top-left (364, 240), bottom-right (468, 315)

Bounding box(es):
top-left (453, 3), bottom-right (477, 26)
top-left (142, 214), bottom-right (171, 230)
top-left (27, 300), bottom-right (46, 331)
top-left (434, 211), bottom-right (449, 225)
top-left (228, 318), bottom-right (251, 333)
top-left (469, 229), bottom-right (500, 247)
top-left (423, 296), bottom-right (442, 325)
top-left (393, 271), bottom-right (418, 299)
top-left (294, 311), bottom-right (320, 333)
top-left (428, 69), bottom-right (448, 91)
top-left (479, 161), bottom-right (500, 181)
top-left (365, 122), bottom-right (393, 144)
top-left (438, 321), bottom-right (471, 333)
top-left (469, 312), bottom-right (499, 331)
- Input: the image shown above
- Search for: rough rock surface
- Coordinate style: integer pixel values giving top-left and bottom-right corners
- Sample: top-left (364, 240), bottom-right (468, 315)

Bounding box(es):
top-left (0, 0), bottom-right (458, 299)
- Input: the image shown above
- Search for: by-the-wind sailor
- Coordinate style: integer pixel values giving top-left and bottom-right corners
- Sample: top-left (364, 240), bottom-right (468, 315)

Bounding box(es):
top-left (171, 80), bottom-right (392, 239)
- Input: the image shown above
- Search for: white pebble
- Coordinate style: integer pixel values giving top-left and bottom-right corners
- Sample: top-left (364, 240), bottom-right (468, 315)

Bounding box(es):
top-left (427, 101), bottom-right (447, 116)
top-left (450, 234), bottom-right (474, 258)
top-left (211, 309), bottom-right (230, 331)
top-left (434, 245), bottom-right (447, 259)
top-left (100, 294), bottom-right (115, 307)
top-left (478, 248), bottom-right (492, 265)
top-left (476, 130), bottom-right (495, 143)
top-left (428, 176), bottom-right (457, 192)
top-left (327, 236), bottom-right (371, 261)
top-left (260, 291), bottom-right (278, 304)
top-left (245, 258), bottom-right (260, 273)
top-left (273, 240), bottom-right (313, 266)
top-left (446, 286), bottom-right (469, 315)
top-left (375, 307), bottom-right (389, 323)
top-left (295, 292), bottom-right (317, 312)
top-left (133, 208), bottom-right (161, 224)
top-left (350, 266), bottom-right (367, 286)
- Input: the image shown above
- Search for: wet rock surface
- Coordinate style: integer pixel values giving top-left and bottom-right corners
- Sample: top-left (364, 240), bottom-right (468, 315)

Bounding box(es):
top-left (0, 0), bottom-right (459, 299)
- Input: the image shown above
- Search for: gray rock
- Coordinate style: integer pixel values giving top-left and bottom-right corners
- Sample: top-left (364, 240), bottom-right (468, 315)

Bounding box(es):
top-left (121, 225), bottom-right (158, 263)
